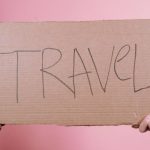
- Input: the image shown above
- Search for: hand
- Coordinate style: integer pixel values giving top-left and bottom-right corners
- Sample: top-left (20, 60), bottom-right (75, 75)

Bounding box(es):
top-left (132, 114), bottom-right (150, 133)
top-left (0, 124), bottom-right (5, 131)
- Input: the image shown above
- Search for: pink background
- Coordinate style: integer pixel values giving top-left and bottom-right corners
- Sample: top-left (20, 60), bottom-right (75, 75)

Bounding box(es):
top-left (0, 0), bottom-right (150, 149)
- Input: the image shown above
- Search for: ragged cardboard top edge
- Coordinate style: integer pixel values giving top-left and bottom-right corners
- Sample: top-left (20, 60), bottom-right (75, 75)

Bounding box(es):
top-left (0, 18), bottom-right (150, 24)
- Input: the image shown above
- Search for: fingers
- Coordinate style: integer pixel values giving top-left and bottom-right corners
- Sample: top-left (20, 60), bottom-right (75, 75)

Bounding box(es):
top-left (132, 114), bottom-right (150, 133)
top-left (139, 115), bottom-right (150, 133)
top-left (0, 124), bottom-right (5, 131)
top-left (139, 119), bottom-right (148, 132)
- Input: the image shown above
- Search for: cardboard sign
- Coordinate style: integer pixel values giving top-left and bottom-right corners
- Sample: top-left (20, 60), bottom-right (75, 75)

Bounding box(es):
top-left (0, 20), bottom-right (150, 125)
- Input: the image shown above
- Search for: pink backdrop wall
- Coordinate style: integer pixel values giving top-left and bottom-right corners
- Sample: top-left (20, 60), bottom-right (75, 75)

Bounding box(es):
top-left (0, 0), bottom-right (150, 150)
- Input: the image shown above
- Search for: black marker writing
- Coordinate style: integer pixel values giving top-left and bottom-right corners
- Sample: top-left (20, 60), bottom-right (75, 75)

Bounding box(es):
top-left (88, 47), bottom-right (114, 92)
top-left (40, 48), bottom-right (74, 98)
top-left (114, 44), bottom-right (131, 81)
top-left (0, 43), bottom-right (149, 104)
top-left (69, 48), bottom-right (93, 98)
top-left (0, 50), bottom-right (41, 103)
top-left (133, 44), bottom-right (150, 92)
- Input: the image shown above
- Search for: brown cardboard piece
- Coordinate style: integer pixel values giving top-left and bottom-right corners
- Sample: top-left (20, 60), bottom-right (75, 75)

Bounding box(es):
top-left (0, 20), bottom-right (150, 125)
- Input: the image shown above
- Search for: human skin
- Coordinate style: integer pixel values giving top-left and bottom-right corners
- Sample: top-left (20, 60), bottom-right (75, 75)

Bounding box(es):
top-left (0, 124), bottom-right (5, 131)
top-left (132, 114), bottom-right (150, 133)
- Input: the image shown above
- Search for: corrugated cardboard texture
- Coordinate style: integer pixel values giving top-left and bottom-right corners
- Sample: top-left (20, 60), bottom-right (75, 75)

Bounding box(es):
top-left (0, 20), bottom-right (150, 125)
